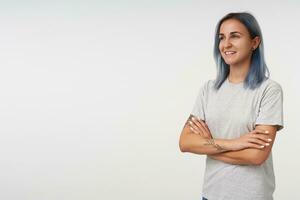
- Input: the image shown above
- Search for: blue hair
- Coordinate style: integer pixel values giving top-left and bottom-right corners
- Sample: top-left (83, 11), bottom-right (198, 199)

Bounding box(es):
top-left (213, 12), bottom-right (270, 90)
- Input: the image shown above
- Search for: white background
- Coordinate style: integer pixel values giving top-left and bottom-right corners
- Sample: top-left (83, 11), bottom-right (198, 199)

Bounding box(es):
top-left (0, 0), bottom-right (299, 199)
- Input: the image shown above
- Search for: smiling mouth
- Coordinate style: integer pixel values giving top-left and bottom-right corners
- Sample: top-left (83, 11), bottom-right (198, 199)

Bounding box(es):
top-left (224, 51), bottom-right (236, 55)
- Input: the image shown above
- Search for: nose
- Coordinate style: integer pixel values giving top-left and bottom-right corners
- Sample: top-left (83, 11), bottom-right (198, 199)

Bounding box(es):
top-left (223, 38), bottom-right (232, 49)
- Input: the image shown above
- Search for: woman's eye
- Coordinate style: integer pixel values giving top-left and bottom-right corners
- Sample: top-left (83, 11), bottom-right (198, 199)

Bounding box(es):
top-left (219, 35), bottom-right (239, 40)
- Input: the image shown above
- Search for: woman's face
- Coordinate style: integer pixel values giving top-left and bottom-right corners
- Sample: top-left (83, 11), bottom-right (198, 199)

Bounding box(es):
top-left (218, 19), bottom-right (260, 67)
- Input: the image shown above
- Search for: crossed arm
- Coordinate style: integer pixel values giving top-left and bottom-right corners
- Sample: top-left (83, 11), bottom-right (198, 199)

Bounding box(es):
top-left (179, 115), bottom-right (278, 165)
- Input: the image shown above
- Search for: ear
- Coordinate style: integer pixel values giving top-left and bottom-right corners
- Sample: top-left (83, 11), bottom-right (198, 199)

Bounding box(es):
top-left (252, 36), bottom-right (261, 50)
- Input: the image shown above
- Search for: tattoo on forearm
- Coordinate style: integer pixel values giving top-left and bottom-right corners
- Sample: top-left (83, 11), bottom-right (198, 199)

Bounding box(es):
top-left (204, 139), bottom-right (224, 151)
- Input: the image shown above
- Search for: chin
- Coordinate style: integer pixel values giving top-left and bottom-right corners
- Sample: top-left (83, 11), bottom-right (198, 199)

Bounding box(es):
top-left (223, 57), bottom-right (243, 66)
top-left (223, 60), bottom-right (237, 65)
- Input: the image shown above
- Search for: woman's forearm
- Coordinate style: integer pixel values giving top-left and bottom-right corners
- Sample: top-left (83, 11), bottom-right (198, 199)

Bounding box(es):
top-left (181, 133), bottom-right (264, 165)
top-left (180, 132), bottom-right (233, 155)
top-left (209, 153), bottom-right (252, 165)
top-left (209, 150), bottom-right (257, 165)
top-left (209, 147), bottom-right (270, 165)
top-left (208, 125), bottom-right (276, 165)
top-left (181, 132), bottom-right (267, 165)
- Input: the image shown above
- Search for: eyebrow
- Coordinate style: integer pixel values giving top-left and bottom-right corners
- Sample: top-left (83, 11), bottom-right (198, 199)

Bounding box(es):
top-left (218, 31), bottom-right (243, 36)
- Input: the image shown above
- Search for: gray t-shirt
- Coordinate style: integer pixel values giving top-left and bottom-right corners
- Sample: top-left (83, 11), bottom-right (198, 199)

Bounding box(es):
top-left (191, 77), bottom-right (284, 200)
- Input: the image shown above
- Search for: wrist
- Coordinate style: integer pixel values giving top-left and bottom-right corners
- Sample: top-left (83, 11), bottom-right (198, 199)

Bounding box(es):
top-left (210, 139), bottom-right (230, 152)
top-left (216, 139), bottom-right (235, 151)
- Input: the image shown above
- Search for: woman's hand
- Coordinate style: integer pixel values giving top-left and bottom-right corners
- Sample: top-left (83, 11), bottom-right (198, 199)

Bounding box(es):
top-left (228, 129), bottom-right (273, 151)
top-left (187, 115), bottom-right (272, 151)
top-left (187, 115), bottom-right (212, 139)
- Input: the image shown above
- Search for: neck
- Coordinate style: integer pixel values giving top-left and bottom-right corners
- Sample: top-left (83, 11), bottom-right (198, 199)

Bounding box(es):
top-left (228, 58), bottom-right (251, 83)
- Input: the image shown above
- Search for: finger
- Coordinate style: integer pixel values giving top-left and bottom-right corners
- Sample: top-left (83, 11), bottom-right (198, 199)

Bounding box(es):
top-left (188, 120), bottom-right (202, 133)
top-left (189, 126), bottom-right (199, 134)
top-left (189, 122), bottom-right (205, 137)
top-left (197, 118), bottom-right (210, 133)
top-left (253, 134), bottom-right (273, 143)
top-left (248, 138), bottom-right (270, 147)
top-left (192, 117), bottom-right (212, 138)
top-left (189, 124), bottom-right (206, 136)
top-left (253, 129), bottom-right (269, 135)
top-left (191, 117), bottom-right (206, 134)
top-left (249, 143), bottom-right (266, 149)
top-left (188, 120), bottom-right (207, 137)
top-left (198, 120), bottom-right (212, 138)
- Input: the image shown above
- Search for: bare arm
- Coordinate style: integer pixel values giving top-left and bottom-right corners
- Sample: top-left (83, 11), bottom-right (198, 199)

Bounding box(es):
top-left (179, 115), bottom-right (231, 155)
top-left (179, 126), bottom-right (231, 155)
top-left (179, 115), bottom-right (273, 165)
top-left (209, 125), bottom-right (277, 165)
top-left (179, 115), bottom-right (269, 155)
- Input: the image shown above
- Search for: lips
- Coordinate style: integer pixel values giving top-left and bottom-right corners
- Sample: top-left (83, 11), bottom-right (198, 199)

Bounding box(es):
top-left (224, 51), bottom-right (236, 55)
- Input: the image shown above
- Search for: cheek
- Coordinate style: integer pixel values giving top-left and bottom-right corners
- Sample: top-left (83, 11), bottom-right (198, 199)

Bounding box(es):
top-left (239, 44), bottom-right (252, 55)
top-left (218, 43), bottom-right (223, 52)
top-left (237, 40), bottom-right (252, 51)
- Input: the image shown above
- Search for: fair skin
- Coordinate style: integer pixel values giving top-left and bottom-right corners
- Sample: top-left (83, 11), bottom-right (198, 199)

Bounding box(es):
top-left (179, 19), bottom-right (277, 165)
top-left (219, 19), bottom-right (260, 83)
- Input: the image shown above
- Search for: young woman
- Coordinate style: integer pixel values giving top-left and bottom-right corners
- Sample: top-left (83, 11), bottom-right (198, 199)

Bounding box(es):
top-left (179, 12), bottom-right (284, 200)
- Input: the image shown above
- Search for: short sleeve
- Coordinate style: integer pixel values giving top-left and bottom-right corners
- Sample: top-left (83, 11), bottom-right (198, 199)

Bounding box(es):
top-left (190, 81), bottom-right (208, 121)
top-left (255, 82), bottom-right (284, 132)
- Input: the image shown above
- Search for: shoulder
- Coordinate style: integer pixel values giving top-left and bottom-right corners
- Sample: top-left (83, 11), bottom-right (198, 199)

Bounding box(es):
top-left (260, 78), bottom-right (283, 94)
top-left (257, 78), bottom-right (284, 101)
top-left (196, 79), bottom-right (215, 93)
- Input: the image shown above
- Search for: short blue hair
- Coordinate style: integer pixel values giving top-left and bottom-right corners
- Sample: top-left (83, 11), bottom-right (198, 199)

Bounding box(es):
top-left (213, 12), bottom-right (270, 90)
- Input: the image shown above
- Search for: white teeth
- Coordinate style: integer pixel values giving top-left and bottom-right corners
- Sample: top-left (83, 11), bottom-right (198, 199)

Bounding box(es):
top-left (225, 51), bottom-right (236, 55)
